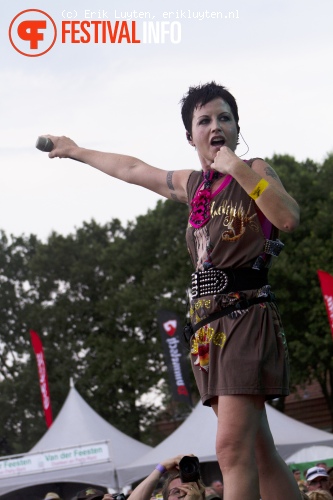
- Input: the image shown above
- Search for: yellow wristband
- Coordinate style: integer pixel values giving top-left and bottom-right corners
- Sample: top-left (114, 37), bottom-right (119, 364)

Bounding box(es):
top-left (248, 178), bottom-right (269, 200)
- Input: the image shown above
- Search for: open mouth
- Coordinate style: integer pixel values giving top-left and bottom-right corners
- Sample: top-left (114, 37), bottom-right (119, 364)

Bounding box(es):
top-left (210, 137), bottom-right (225, 147)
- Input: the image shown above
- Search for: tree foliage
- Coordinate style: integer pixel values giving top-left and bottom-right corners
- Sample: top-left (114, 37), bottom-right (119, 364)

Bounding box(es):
top-left (0, 202), bottom-right (192, 454)
top-left (0, 153), bottom-right (333, 454)
top-left (269, 154), bottom-right (333, 426)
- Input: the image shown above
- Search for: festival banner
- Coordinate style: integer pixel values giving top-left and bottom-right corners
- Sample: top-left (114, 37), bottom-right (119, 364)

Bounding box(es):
top-left (157, 310), bottom-right (192, 407)
top-left (29, 330), bottom-right (53, 428)
top-left (317, 270), bottom-right (333, 339)
top-left (0, 441), bottom-right (110, 478)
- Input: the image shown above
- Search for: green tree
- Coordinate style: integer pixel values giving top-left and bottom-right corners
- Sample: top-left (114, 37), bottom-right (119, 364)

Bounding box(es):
top-left (269, 154), bottom-right (333, 427)
top-left (0, 232), bottom-right (47, 454)
top-left (0, 201), bottom-right (193, 453)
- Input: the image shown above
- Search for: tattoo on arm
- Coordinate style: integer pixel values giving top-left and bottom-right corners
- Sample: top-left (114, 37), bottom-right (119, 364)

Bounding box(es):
top-left (167, 171), bottom-right (180, 202)
top-left (264, 165), bottom-right (279, 181)
top-left (167, 171), bottom-right (175, 190)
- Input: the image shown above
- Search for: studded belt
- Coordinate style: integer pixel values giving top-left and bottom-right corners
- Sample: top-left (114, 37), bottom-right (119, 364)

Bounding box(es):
top-left (191, 268), bottom-right (269, 298)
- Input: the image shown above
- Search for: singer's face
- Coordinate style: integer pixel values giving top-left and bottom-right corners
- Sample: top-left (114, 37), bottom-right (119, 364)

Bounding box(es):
top-left (189, 98), bottom-right (238, 170)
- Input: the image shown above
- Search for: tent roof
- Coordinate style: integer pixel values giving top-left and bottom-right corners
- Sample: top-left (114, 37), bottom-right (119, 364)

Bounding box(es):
top-left (30, 383), bottom-right (151, 467)
top-left (2, 390), bottom-right (333, 495)
top-left (286, 445), bottom-right (333, 464)
top-left (267, 404), bottom-right (333, 449)
top-left (118, 402), bottom-right (333, 485)
top-left (0, 384), bottom-right (151, 496)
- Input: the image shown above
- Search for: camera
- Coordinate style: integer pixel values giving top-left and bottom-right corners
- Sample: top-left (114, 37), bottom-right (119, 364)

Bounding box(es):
top-left (112, 494), bottom-right (126, 500)
top-left (179, 456), bottom-right (200, 483)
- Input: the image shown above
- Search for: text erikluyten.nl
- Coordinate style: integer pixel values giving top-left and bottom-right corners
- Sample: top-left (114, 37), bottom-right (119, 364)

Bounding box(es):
top-left (64, 9), bottom-right (240, 21)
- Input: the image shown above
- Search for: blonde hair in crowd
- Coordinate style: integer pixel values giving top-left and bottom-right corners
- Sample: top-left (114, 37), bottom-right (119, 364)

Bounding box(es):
top-left (307, 490), bottom-right (333, 500)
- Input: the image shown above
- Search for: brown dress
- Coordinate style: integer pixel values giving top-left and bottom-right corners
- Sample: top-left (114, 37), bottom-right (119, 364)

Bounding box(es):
top-left (186, 164), bottom-right (290, 406)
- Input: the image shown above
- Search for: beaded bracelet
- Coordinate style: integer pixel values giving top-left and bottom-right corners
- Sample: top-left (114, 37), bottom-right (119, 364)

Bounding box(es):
top-left (155, 464), bottom-right (167, 474)
top-left (249, 178), bottom-right (269, 200)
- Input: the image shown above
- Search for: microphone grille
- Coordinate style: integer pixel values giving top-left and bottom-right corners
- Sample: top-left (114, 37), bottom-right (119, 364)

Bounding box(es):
top-left (36, 136), bottom-right (54, 152)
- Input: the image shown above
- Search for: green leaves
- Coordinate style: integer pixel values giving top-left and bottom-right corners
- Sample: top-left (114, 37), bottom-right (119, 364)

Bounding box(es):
top-left (269, 154), bottom-right (333, 410)
top-left (0, 202), bottom-right (192, 452)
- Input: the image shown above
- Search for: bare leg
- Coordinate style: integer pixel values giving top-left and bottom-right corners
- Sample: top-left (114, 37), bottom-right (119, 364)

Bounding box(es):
top-left (212, 395), bottom-right (265, 500)
top-left (255, 407), bottom-right (301, 500)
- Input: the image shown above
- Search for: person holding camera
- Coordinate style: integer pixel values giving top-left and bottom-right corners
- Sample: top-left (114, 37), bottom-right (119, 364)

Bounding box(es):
top-left (119, 455), bottom-right (205, 500)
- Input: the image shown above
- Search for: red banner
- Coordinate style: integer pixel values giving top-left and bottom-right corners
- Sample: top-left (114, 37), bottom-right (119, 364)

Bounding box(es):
top-left (30, 330), bottom-right (53, 427)
top-left (317, 270), bottom-right (333, 339)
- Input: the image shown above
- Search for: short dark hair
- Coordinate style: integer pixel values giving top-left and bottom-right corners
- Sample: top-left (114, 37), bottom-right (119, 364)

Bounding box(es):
top-left (180, 82), bottom-right (240, 135)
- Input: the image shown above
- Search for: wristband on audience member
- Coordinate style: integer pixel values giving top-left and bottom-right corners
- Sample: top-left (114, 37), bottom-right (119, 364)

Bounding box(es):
top-left (155, 464), bottom-right (167, 474)
top-left (248, 178), bottom-right (269, 200)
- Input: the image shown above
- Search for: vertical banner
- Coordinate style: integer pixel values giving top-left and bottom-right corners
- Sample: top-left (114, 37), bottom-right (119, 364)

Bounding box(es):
top-left (157, 310), bottom-right (192, 407)
top-left (29, 330), bottom-right (53, 428)
top-left (317, 270), bottom-right (333, 339)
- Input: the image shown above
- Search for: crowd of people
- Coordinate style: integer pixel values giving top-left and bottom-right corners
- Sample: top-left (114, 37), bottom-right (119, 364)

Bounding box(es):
top-left (292, 463), bottom-right (333, 499)
top-left (41, 455), bottom-right (212, 500)
top-left (41, 456), bottom-right (333, 500)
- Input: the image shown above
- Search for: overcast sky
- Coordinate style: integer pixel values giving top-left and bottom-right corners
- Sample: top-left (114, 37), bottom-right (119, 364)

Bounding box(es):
top-left (1, 0), bottom-right (332, 241)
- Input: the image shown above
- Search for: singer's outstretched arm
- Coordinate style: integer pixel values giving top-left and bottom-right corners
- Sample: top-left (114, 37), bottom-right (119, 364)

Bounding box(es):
top-left (42, 134), bottom-right (299, 232)
top-left (45, 135), bottom-right (192, 204)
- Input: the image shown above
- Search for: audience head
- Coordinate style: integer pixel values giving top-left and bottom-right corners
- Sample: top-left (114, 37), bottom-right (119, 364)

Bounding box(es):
top-left (307, 490), bottom-right (333, 499)
top-left (204, 487), bottom-right (220, 500)
top-left (162, 473), bottom-right (205, 500)
top-left (209, 480), bottom-right (223, 498)
top-left (293, 469), bottom-right (301, 480)
top-left (306, 467), bottom-right (330, 492)
top-left (74, 488), bottom-right (105, 500)
top-left (316, 463), bottom-right (328, 471)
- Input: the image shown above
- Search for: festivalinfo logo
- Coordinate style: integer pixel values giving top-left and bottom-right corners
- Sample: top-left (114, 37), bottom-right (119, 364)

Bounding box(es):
top-left (9, 8), bottom-right (183, 56)
top-left (9, 9), bottom-right (57, 57)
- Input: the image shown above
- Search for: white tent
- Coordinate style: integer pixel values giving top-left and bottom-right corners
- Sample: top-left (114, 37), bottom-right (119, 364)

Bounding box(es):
top-left (0, 383), bottom-right (152, 496)
top-left (285, 445), bottom-right (333, 464)
top-left (118, 402), bottom-right (333, 485)
top-left (2, 391), bottom-right (333, 496)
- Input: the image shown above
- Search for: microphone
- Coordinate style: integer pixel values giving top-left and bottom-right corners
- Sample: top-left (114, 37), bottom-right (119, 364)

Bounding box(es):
top-left (35, 136), bottom-right (84, 163)
top-left (35, 136), bottom-right (54, 152)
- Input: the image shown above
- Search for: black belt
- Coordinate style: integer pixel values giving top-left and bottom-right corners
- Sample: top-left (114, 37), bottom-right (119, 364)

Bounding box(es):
top-left (191, 268), bottom-right (268, 298)
top-left (183, 292), bottom-right (275, 343)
